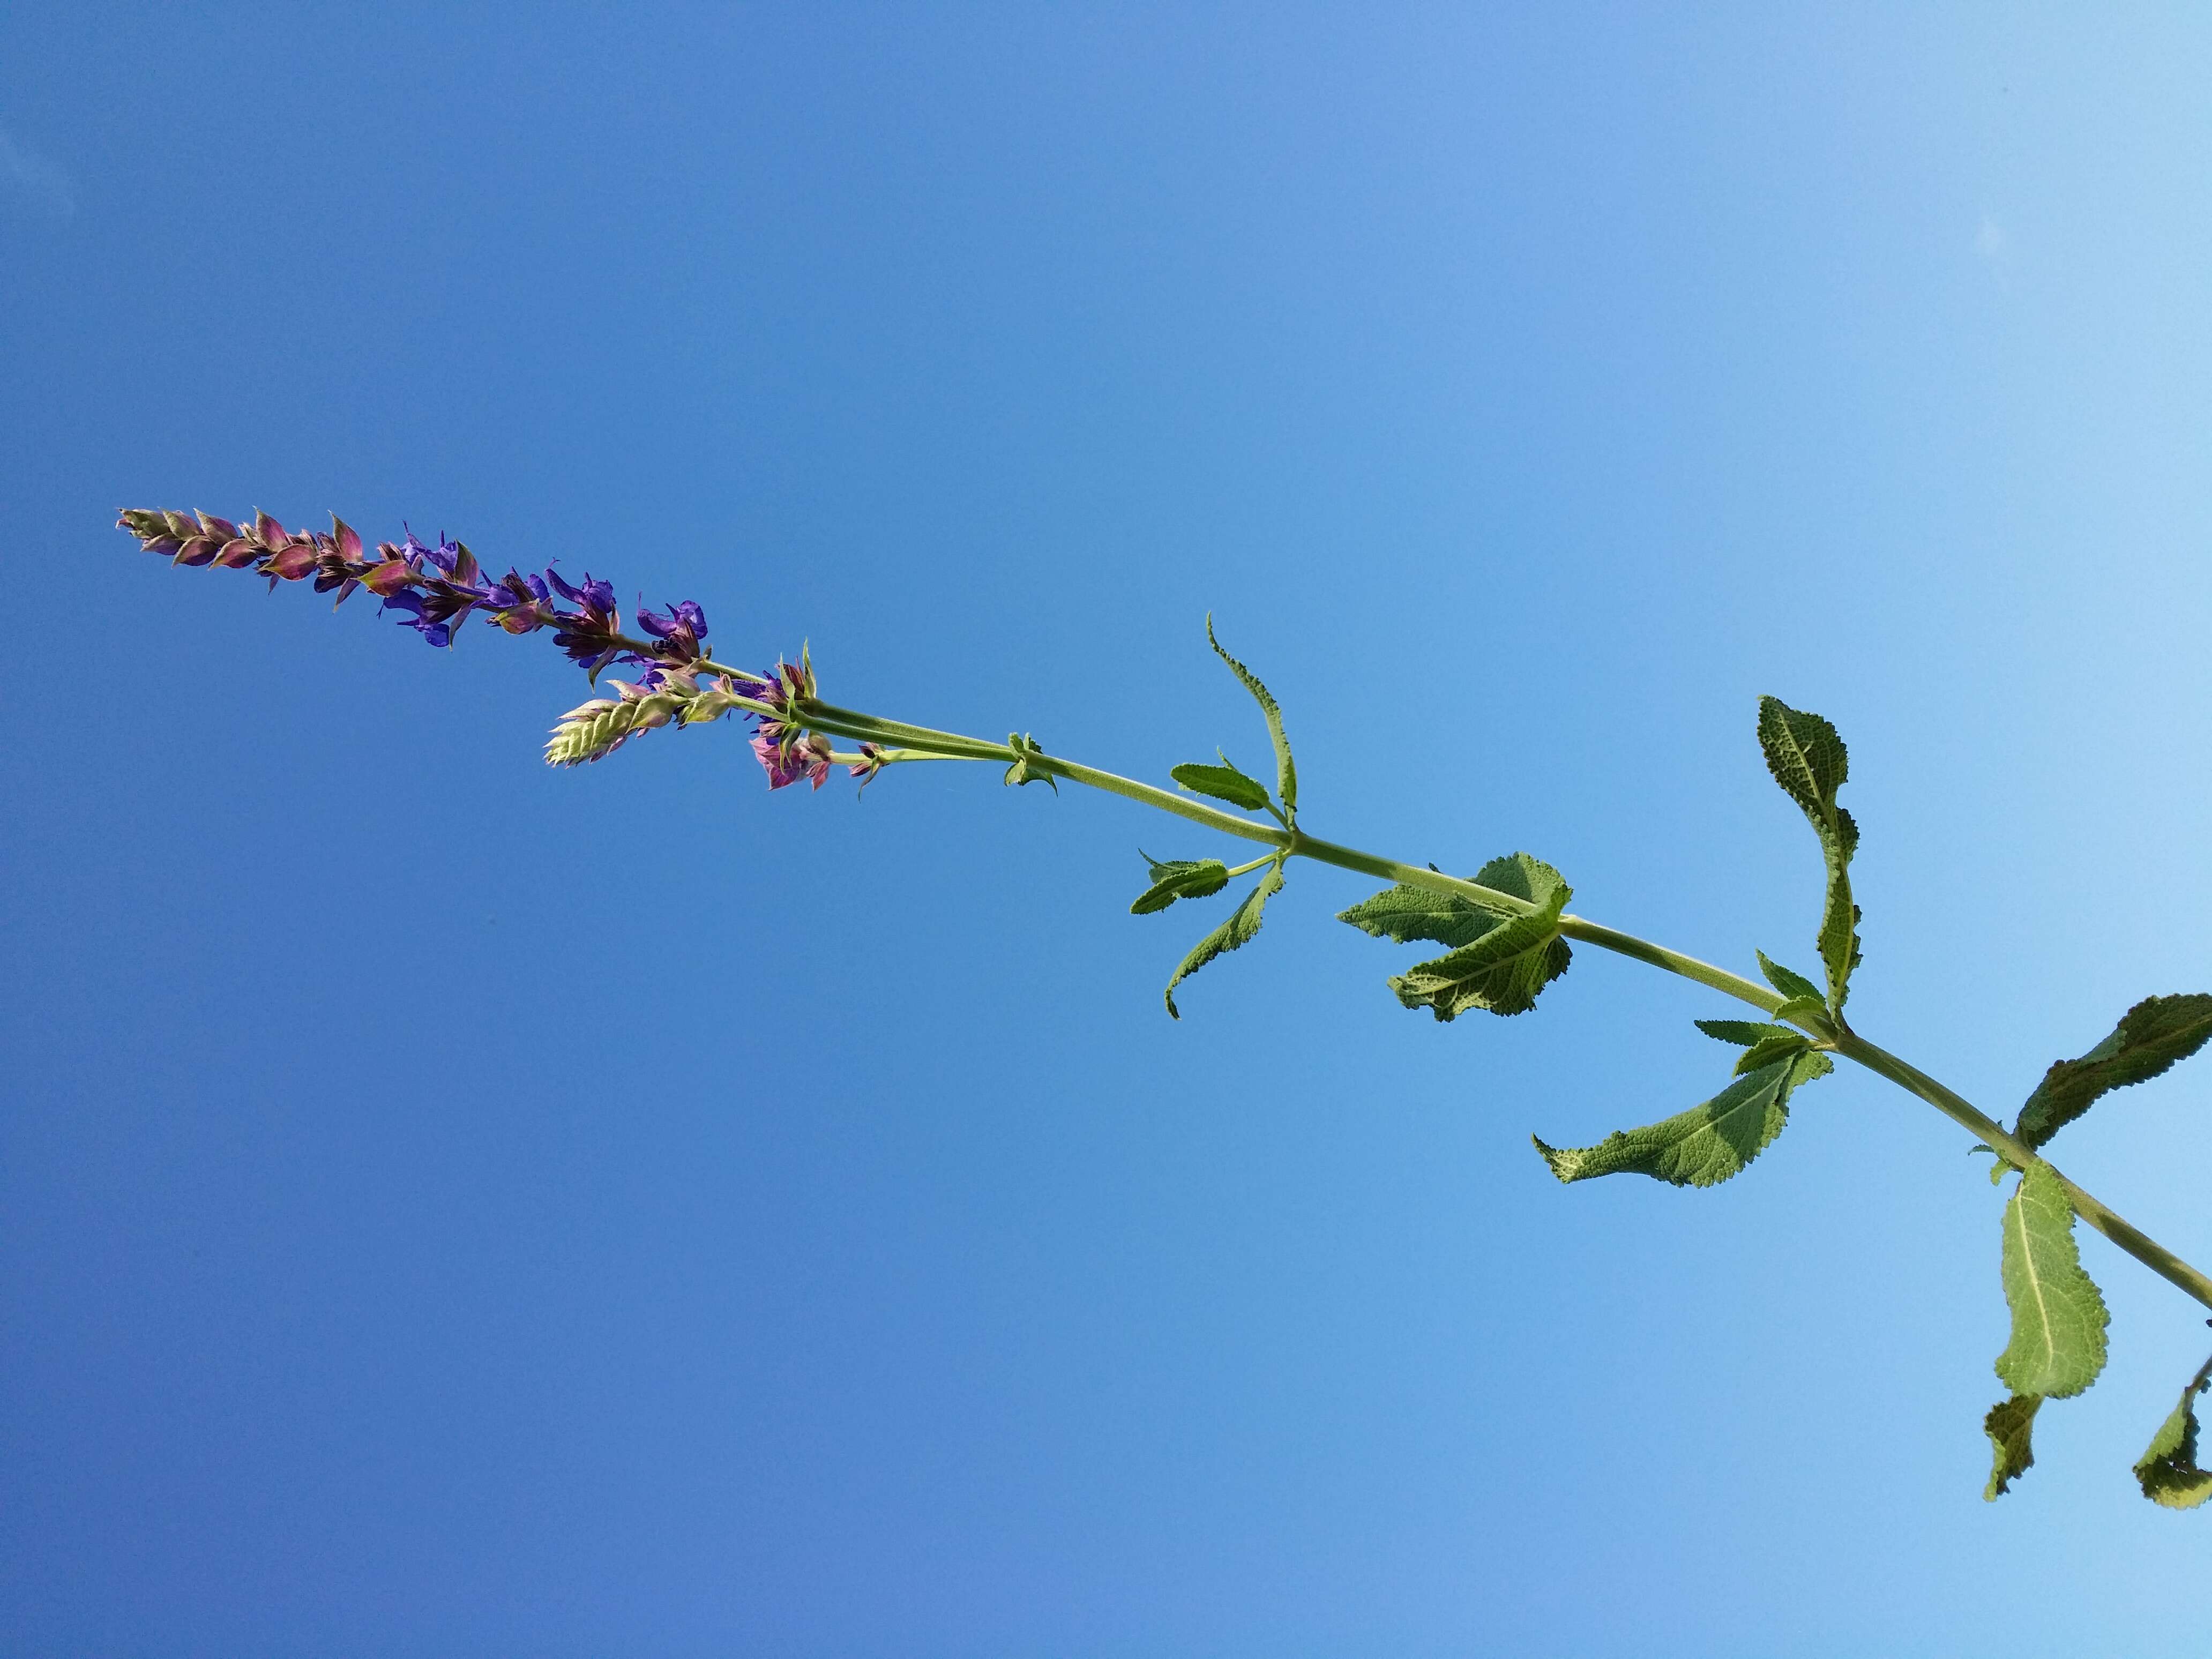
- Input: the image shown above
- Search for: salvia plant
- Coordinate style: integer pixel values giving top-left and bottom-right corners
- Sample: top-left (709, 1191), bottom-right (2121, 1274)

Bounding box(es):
top-left (116, 504), bottom-right (2212, 1510)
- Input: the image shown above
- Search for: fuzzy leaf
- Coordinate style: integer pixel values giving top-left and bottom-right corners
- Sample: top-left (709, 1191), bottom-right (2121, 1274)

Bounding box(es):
top-left (1130, 856), bottom-right (1230, 915)
top-left (1756, 698), bottom-right (1863, 1011)
top-left (1994, 1162), bottom-right (2110, 1400)
top-left (1341, 855), bottom-right (1573, 1019)
top-left (1207, 617), bottom-right (1296, 816)
top-left (1769, 996), bottom-right (1838, 1043)
top-left (2015, 993), bottom-right (2212, 1152)
top-left (1163, 861), bottom-right (1284, 1019)
top-left (1695, 1019), bottom-right (1798, 1048)
top-left (1533, 1049), bottom-right (1828, 1188)
top-left (1336, 884), bottom-right (1512, 950)
top-left (1388, 861), bottom-right (1571, 1021)
top-left (1757, 952), bottom-right (1824, 1003)
top-left (1983, 1394), bottom-right (2042, 1501)
top-left (1170, 756), bottom-right (1271, 813)
top-left (1733, 1032), bottom-right (1813, 1076)
top-left (1466, 851), bottom-right (1566, 909)
top-left (2133, 1362), bottom-right (2212, 1510)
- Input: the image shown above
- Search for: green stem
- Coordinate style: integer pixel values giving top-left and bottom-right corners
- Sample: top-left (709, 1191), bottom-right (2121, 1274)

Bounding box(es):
top-left (764, 691), bottom-right (2212, 1316)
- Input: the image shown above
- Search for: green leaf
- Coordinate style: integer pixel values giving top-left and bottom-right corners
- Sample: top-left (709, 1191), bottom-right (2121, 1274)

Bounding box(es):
top-left (1466, 851), bottom-right (1566, 909)
top-left (1755, 697), bottom-right (1862, 1012)
top-left (2015, 993), bottom-right (2212, 1152)
top-left (1336, 853), bottom-right (1548, 951)
top-left (1993, 1161), bottom-right (2110, 1400)
top-left (1340, 855), bottom-right (1574, 1019)
top-left (1130, 855), bottom-right (1231, 915)
top-left (2133, 1360), bottom-right (2212, 1510)
top-left (1983, 1394), bottom-right (2042, 1501)
top-left (1207, 616), bottom-right (1296, 816)
top-left (1769, 995), bottom-right (1838, 1041)
top-left (1756, 952), bottom-right (1824, 1003)
top-left (1533, 1048), bottom-right (1829, 1188)
top-left (1163, 861), bottom-right (1284, 1019)
top-left (1694, 1018), bottom-right (1799, 1048)
top-left (1169, 753), bottom-right (1272, 813)
top-left (1387, 861), bottom-right (1571, 1021)
top-left (1336, 884), bottom-right (1507, 950)
top-left (1733, 1032), bottom-right (1813, 1076)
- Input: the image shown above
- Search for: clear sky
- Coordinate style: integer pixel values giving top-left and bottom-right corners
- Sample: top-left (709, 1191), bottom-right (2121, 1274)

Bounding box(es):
top-left (5, 3), bottom-right (2212, 1653)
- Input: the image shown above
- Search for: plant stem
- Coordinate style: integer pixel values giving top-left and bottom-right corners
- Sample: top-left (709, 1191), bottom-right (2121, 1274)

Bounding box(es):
top-left (765, 690), bottom-right (2212, 1316)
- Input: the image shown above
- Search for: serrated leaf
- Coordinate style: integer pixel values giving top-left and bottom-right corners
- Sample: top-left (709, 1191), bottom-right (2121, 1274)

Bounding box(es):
top-left (1207, 616), bottom-right (1296, 816)
top-left (1756, 698), bottom-right (1862, 1012)
top-left (1169, 754), bottom-right (1272, 813)
top-left (1994, 1162), bottom-right (2110, 1400)
top-left (1533, 1048), bottom-right (1829, 1188)
top-left (1756, 951), bottom-right (1824, 1003)
top-left (2015, 993), bottom-right (2212, 1152)
top-left (1983, 1394), bottom-right (2041, 1501)
top-left (2133, 1361), bottom-right (2212, 1510)
top-left (1769, 995), bottom-right (1838, 1042)
top-left (1337, 883), bottom-right (1509, 949)
top-left (1130, 855), bottom-right (1230, 915)
top-left (1341, 855), bottom-right (1573, 1019)
top-left (1163, 861), bottom-right (1284, 1019)
top-left (1388, 864), bottom-right (1571, 1021)
top-left (1695, 1018), bottom-right (1798, 1048)
top-left (1733, 1032), bottom-right (1813, 1076)
top-left (1467, 851), bottom-right (1566, 909)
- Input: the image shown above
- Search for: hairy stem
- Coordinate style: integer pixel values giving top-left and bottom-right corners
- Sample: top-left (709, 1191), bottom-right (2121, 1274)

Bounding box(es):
top-left (763, 689), bottom-right (2212, 1316)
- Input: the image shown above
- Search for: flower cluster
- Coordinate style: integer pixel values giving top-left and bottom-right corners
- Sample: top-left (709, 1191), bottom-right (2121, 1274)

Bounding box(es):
top-left (114, 507), bottom-right (712, 679)
top-left (744, 652), bottom-right (835, 790)
top-left (115, 505), bottom-right (885, 793)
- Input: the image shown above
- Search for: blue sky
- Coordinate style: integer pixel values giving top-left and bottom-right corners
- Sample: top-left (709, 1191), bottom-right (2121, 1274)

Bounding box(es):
top-left (5, 4), bottom-right (2212, 1653)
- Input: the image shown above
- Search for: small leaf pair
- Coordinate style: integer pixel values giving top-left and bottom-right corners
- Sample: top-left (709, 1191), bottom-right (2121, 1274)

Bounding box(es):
top-left (1138, 622), bottom-right (1300, 1018)
top-left (1168, 618), bottom-right (1297, 824)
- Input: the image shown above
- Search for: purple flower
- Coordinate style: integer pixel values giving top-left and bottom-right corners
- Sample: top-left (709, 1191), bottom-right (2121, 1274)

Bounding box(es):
top-left (400, 526), bottom-right (465, 575)
top-left (751, 654), bottom-right (817, 722)
top-left (636, 599), bottom-right (709, 663)
top-left (481, 568), bottom-right (558, 635)
top-left (117, 507), bottom-right (746, 710)
top-left (544, 566), bottom-right (630, 676)
top-left (377, 533), bottom-right (490, 648)
top-left (751, 724), bottom-right (833, 790)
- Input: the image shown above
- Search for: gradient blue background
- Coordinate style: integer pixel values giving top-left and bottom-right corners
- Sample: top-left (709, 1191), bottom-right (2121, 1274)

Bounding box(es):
top-left (5, 4), bottom-right (2211, 1653)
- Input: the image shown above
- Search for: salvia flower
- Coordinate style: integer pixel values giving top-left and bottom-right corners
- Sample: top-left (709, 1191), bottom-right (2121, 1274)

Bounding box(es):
top-left (636, 599), bottom-right (709, 663)
top-left (848, 741), bottom-right (887, 794)
top-left (374, 529), bottom-right (492, 648)
top-left (751, 725), bottom-right (834, 790)
top-left (545, 567), bottom-right (631, 677)
top-left (481, 569), bottom-right (558, 634)
top-left (117, 507), bottom-right (378, 600)
top-left (118, 504), bottom-right (840, 781)
top-left (741, 648), bottom-right (834, 789)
